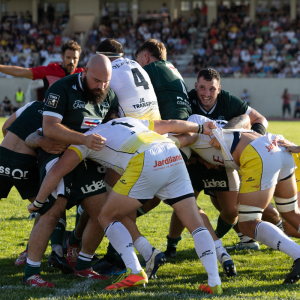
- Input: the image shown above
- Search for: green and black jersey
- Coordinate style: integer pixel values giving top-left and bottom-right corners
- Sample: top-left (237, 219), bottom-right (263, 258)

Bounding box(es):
top-left (143, 60), bottom-right (191, 120)
top-left (189, 89), bottom-right (250, 121)
top-left (7, 101), bottom-right (44, 141)
top-left (43, 72), bottom-right (119, 133)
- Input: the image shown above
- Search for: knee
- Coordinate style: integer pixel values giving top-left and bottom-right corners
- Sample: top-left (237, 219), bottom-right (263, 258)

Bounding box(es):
top-left (222, 207), bottom-right (238, 220)
top-left (238, 220), bottom-right (258, 235)
top-left (238, 204), bottom-right (264, 234)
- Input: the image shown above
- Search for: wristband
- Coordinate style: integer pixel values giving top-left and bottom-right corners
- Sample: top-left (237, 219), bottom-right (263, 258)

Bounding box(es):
top-left (33, 199), bottom-right (44, 208)
top-left (251, 123), bottom-right (266, 135)
top-left (198, 124), bottom-right (203, 134)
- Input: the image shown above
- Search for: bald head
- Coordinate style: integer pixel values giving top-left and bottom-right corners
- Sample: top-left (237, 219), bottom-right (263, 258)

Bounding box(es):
top-left (82, 54), bottom-right (111, 105)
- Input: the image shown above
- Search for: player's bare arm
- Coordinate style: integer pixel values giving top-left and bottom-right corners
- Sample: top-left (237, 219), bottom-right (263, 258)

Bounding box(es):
top-left (0, 64), bottom-right (33, 79)
top-left (28, 149), bottom-right (81, 213)
top-left (223, 114), bottom-right (251, 130)
top-left (153, 120), bottom-right (215, 135)
top-left (248, 107), bottom-right (268, 129)
top-left (25, 130), bottom-right (69, 154)
top-left (43, 115), bottom-right (106, 150)
top-left (2, 112), bottom-right (17, 137)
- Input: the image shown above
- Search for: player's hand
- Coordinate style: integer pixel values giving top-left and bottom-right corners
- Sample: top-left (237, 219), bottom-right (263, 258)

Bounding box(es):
top-left (84, 133), bottom-right (106, 150)
top-left (209, 137), bottom-right (221, 150)
top-left (28, 203), bottom-right (40, 213)
top-left (202, 121), bottom-right (216, 135)
top-left (39, 137), bottom-right (68, 154)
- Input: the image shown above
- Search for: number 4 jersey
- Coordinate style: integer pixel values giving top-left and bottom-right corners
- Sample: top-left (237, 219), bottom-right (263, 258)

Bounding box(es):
top-left (110, 58), bottom-right (161, 120)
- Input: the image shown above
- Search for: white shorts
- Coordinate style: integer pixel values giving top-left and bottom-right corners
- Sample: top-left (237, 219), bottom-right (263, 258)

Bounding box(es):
top-left (239, 133), bottom-right (296, 193)
top-left (113, 143), bottom-right (194, 204)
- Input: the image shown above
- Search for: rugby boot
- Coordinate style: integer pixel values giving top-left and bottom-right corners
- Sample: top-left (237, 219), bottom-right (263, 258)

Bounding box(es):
top-left (22, 274), bottom-right (54, 288)
top-left (146, 248), bottom-right (166, 279)
top-left (284, 258), bottom-right (300, 284)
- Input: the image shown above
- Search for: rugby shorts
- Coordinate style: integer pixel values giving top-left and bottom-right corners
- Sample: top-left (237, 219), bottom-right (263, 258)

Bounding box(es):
top-left (113, 143), bottom-right (194, 205)
top-left (0, 147), bottom-right (40, 199)
top-left (293, 153), bottom-right (300, 191)
top-left (38, 153), bottom-right (106, 215)
top-left (239, 135), bottom-right (296, 193)
top-left (187, 159), bottom-right (239, 197)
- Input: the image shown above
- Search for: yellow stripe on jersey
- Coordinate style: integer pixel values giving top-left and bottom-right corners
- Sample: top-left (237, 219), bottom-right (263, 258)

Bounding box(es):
top-left (68, 146), bottom-right (83, 162)
top-left (293, 153), bottom-right (300, 191)
top-left (113, 152), bottom-right (145, 196)
top-left (148, 120), bottom-right (154, 131)
top-left (239, 144), bottom-right (263, 193)
top-left (118, 131), bottom-right (171, 154)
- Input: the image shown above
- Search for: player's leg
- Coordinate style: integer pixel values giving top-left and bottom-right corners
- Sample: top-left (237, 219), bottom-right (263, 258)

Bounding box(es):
top-left (23, 196), bottom-right (68, 287)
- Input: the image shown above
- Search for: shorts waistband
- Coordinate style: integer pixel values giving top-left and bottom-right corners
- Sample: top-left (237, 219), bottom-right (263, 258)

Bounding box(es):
top-left (230, 132), bottom-right (241, 154)
top-left (0, 146), bottom-right (37, 164)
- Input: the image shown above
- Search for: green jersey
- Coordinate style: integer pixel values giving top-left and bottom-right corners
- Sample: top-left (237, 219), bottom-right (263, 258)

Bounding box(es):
top-left (7, 101), bottom-right (44, 141)
top-left (43, 73), bottom-right (119, 133)
top-left (189, 89), bottom-right (250, 121)
top-left (143, 60), bottom-right (191, 120)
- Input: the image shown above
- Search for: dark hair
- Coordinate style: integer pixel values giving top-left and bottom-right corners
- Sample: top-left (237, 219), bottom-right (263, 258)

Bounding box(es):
top-left (96, 38), bottom-right (124, 55)
top-left (61, 40), bottom-right (82, 55)
top-left (197, 68), bottom-right (220, 82)
top-left (135, 39), bottom-right (167, 60)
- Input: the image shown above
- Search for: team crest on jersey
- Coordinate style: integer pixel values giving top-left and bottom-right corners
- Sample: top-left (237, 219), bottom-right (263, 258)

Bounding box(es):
top-left (101, 101), bottom-right (109, 107)
top-left (45, 93), bottom-right (60, 108)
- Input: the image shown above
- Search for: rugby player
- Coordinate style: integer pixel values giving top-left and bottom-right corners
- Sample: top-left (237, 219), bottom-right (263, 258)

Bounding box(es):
top-left (173, 114), bottom-right (300, 284)
top-left (64, 38), bottom-right (165, 278)
top-left (21, 54), bottom-right (119, 287)
top-left (2, 40), bottom-right (83, 267)
top-left (29, 117), bottom-right (223, 295)
top-left (164, 68), bottom-right (269, 255)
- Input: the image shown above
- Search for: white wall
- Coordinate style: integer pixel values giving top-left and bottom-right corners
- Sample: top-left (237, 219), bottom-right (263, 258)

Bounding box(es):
top-left (184, 77), bottom-right (300, 118)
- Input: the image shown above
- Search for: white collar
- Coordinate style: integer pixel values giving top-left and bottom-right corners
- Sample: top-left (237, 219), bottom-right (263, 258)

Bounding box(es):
top-left (198, 99), bottom-right (218, 115)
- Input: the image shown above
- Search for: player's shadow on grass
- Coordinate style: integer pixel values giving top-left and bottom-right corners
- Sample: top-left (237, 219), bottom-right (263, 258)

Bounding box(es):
top-left (3, 216), bottom-right (29, 221)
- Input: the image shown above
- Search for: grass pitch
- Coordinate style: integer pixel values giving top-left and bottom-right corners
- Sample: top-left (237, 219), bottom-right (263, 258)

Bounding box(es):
top-left (0, 119), bottom-right (300, 300)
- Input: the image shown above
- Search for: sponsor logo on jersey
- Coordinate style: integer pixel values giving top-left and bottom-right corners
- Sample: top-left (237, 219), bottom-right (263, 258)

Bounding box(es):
top-left (38, 110), bottom-right (43, 115)
top-left (81, 180), bottom-right (105, 194)
top-left (176, 97), bottom-right (192, 113)
top-left (120, 179), bottom-right (126, 184)
top-left (45, 93), bottom-right (60, 108)
top-left (166, 62), bottom-right (183, 80)
top-left (72, 85), bottom-right (77, 90)
top-left (133, 98), bottom-right (158, 109)
top-left (265, 139), bottom-right (277, 153)
top-left (0, 166), bottom-right (28, 179)
top-left (213, 155), bottom-right (224, 165)
top-left (81, 117), bottom-right (102, 128)
top-left (73, 100), bottom-right (86, 109)
top-left (153, 155), bottom-right (183, 168)
top-left (202, 179), bottom-right (227, 188)
top-left (112, 60), bottom-right (135, 69)
top-left (246, 177), bottom-right (255, 182)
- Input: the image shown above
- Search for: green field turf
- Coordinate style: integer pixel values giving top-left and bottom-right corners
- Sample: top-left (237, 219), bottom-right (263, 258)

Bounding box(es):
top-left (0, 119), bottom-right (300, 300)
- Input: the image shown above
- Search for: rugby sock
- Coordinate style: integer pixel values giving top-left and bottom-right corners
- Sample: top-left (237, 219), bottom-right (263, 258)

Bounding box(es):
top-left (215, 216), bottom-right (236, 238)
top-left (255, 221), bottom-right (300, 260)
top-left (276, 220), bottom-right (285, 232)
top-left (214, 239), bottom-right (229, 264)
top-left (192, 227), bottom-right (221, 287)
top-left (75, 205), bottom-right (84, 227)
top-left (134, 236), bottom-right (153, 262)
top-left (51, 218), bottom-right (66, 257)
top-left (166, 235), bottom-right (182, 248)
top-left (238, 233), bottom-right (255, 244)
top-left (75, 252), bottom-right (93, 271)
top-left (136, 207), bottom-right (146, 218)
top-left (24, 258), bottom-right (41, 281)
top-left (105, 221), bottom-right (142, 274)
top-left (69, 230), bottom-right (82, 246)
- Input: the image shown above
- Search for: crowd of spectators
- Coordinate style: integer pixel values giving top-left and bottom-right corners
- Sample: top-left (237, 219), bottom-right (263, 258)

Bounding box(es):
top-left (0, 7), bottom-right (73, 74)
top-left (1, 3), bottom-right (300, 79)
top-left (185, 3), bottom-right (300, 78)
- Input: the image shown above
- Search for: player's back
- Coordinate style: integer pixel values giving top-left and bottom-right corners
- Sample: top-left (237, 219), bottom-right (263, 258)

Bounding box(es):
top-left (110, 58), bottom-right (161, 120)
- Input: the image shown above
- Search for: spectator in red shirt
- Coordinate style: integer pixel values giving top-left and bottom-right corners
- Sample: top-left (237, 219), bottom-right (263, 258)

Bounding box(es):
top-left (0, 40), bottom-right (82, 98)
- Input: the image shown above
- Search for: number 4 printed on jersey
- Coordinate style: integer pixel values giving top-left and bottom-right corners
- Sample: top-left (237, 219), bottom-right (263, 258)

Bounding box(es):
top-left (131, 68), bottom-right (149, 90)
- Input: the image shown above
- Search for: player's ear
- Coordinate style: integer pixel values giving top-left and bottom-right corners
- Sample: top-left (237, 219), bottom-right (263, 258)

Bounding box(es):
top-left (194, 81), bottom-right (197, 90)
top-left (217, 84), bottom-right (221, 94)
top-left (83, 66), bottom-right (88, 76)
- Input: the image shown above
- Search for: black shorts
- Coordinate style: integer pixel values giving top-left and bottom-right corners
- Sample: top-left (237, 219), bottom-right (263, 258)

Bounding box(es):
top-left (37, 152), bottom-right (106, 215)
top-left (0, 147), bottom-right (40, 199)
top-left (187, 160), bottom-right (239, 197)
top-left (282, 104), bottom-right (291, 114)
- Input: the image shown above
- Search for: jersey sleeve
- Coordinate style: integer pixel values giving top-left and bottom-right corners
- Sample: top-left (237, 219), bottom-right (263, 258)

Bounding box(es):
top-left (229, 94), bottom-right (249, 116)
top-left (68, 145), bottom-right (91, 162)
top-left (43, 82), bottom-right (68, 120)
top-left (106, 88), bottom-right (119, 111)
top-left (30, 65), bottom-right (48, 80)
top-left (15, 101), bottom-right (36, 118)
top-left (187, 114), bottom-right (211, 125)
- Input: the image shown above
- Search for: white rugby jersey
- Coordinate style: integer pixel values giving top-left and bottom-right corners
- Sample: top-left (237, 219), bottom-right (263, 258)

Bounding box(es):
top-left (187, 114), bottom-right (229, 167)
top-left (110, 58), bottom-right (161, 120)
top-left (69, 117), bottom-right (173, 174)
